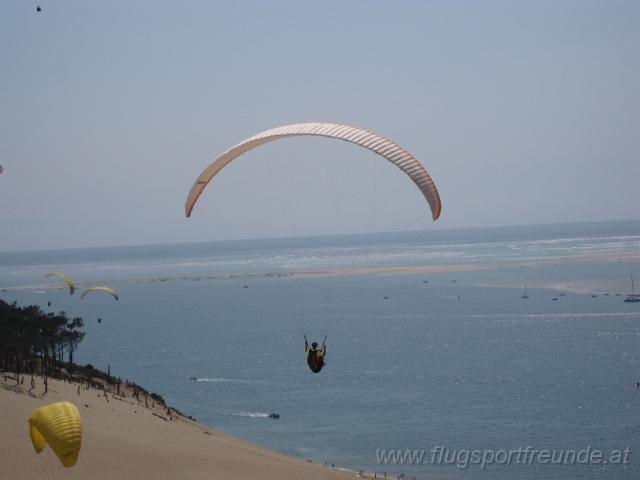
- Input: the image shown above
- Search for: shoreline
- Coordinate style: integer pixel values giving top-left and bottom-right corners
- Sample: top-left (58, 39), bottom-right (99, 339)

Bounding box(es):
top-left (1, 372), bottom-right (369, 479)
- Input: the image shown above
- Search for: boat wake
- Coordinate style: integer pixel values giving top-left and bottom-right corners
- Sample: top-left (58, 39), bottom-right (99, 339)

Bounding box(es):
top-left (233, 411), bottom-right (269, 418)
top-left (191, 377), bottom-right (252, 384)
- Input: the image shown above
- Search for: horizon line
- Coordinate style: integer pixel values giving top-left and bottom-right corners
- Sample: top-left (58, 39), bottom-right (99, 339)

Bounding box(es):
top-left (1, 218), bottom-right (639, 256)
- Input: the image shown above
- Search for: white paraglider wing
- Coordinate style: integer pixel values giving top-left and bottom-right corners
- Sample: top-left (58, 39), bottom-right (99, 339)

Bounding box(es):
top-left (185, 122), bottom-right (441, 221)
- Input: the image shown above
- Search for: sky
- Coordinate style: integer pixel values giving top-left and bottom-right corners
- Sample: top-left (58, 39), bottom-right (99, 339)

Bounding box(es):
top-left (1, 0), bottom-right (638, 251)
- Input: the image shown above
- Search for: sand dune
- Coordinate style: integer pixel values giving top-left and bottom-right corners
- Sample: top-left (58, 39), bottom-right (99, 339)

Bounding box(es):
top-left (1, 375), bottom-right (362, 480)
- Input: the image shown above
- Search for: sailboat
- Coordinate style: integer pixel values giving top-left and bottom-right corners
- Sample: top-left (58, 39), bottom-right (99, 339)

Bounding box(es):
top-left (623, 274), bottom-right (640, 303)
top-left (520, 283), bottom-right (529, 299)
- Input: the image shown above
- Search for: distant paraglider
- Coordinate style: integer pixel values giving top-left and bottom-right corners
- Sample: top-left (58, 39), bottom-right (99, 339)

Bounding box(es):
top-left (80, 287), bottom-right (118, 324)
top-left (304, 335), bottom-right (327, 374)
top-left (80, 286), bottom-right (119, 301)
top-left (44, 272), bottom-right (75, 295)
top-left (185, 122), bottom-right (442, 221)
top-left (36, 6), bottom-right (42, 13)
top-left (29, 402), bottom-right (82, 467)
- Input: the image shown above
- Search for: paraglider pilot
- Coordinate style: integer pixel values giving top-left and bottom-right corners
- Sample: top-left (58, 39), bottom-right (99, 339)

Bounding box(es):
top-left (304, 335), bottom-right (326, 373)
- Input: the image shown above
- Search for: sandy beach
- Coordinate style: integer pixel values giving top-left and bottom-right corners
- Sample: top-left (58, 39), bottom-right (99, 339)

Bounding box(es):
top-left (1, 374), bottom-right (362, 480)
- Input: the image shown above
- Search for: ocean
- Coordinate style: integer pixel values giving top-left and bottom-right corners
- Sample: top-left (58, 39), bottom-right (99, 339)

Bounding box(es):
top-left (1, 220), bottom-right (639, 480)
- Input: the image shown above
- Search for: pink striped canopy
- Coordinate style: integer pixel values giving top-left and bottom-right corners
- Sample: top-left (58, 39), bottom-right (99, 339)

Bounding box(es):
top-left (185, 122), bottom-right (441, 221)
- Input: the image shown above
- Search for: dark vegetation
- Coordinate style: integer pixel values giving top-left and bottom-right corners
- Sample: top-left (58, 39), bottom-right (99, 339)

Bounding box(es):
top-left (0, 300), bottom-right (171, 410)
top-left (0, 299), bottom-right (84, 384)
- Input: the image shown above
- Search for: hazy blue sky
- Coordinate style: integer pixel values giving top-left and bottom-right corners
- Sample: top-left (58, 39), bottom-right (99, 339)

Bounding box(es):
top-left (1, 0), bottom-right (638, 251)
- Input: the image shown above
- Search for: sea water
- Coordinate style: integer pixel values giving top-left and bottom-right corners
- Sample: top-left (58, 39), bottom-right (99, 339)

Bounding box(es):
top-left (1, 221), bottom-right (639, 480)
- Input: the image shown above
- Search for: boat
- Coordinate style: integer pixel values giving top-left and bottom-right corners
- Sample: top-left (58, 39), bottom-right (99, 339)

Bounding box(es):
top-left (520, 283), bottom-right (529, 299)
top-left (268, 413), bottom-right (280, 419)
top-left (624, 275), bottom-right (640, 303)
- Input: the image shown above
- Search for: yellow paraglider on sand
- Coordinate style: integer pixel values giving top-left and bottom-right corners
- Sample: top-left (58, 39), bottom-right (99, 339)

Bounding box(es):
top-left (44, 272), bottom-right (75, 295)
top-left (80, 286), bottom-right (119, 301)
top-left (29, 401), bottom-right (82, 467)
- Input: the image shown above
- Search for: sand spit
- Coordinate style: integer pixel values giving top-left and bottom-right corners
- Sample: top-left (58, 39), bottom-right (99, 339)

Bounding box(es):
top-left (4, 250), bottom-right (640, 294)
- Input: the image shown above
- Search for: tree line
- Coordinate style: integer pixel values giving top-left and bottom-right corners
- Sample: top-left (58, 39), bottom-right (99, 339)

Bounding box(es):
top-left (0, 299), bottom-right (85, 384)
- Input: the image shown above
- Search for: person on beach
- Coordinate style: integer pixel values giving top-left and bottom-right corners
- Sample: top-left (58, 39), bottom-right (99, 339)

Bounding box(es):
top-left (304, 335), bottom-right (326, 373)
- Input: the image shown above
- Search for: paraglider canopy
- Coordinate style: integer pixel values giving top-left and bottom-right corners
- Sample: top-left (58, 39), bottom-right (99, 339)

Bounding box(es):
top-left (29, 401), bottom-right (82, 467)
top-left (80, 286), bottom-right (119, 301)
top-left (185, 122), bottom-right (442, 221)
top-left (44, 272), bottom-right (75, 295)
